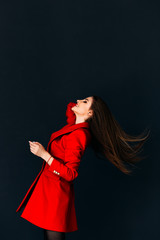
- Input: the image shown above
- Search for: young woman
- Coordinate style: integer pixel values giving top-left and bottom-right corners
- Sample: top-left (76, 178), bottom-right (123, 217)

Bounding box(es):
top-left (16, 95), bottom-right (150, 240)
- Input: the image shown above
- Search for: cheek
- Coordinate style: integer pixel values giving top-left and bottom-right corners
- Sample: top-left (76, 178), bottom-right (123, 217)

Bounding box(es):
top-left (75, 106), bottom-right (84, 114)
top-left (80, 106), bottom-right (88, 114)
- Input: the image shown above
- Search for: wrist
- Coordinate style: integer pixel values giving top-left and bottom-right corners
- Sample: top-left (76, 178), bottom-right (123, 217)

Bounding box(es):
top-left (47, 156), bottom-right (54, 166)
top-left (41, 151), bottom-right (51, 162)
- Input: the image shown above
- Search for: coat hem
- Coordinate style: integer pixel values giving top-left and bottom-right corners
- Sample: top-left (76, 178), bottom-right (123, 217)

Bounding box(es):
top-left (20, 214), bottom-right (78, 233)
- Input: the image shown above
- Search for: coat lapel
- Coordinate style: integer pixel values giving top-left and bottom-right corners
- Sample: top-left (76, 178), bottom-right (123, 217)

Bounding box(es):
top-left (47, 122), bottom-right (90, 151)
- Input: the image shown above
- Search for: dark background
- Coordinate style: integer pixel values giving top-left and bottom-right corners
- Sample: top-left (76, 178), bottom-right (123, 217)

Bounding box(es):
top-left (0, 0), bottom-right (159, 239)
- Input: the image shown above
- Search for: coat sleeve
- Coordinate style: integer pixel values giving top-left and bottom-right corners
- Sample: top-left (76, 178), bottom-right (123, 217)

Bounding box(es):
top-left (47, 129), bottom-right (88, 182)
top-left (66, 102), bottom-right (76, 124)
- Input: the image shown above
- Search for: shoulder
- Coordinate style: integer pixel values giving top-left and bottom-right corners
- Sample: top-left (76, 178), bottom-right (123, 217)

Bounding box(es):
top-left (69, 128), bottom-right (90, 140)
top-left (66, 128), bottom-right (91, 149)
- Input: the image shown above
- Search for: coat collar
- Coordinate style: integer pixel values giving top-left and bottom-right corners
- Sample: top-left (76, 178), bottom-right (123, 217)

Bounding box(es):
top-left (47, 121), bottom-right (90, 151)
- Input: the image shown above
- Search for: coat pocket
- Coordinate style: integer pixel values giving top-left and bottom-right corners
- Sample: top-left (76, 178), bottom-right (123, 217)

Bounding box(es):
top-left (43, 169), bottom-right (61, 181)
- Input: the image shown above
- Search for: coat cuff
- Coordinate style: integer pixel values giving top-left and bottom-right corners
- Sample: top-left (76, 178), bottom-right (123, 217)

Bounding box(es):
top-left (47, 158), bottom-right (61, 176)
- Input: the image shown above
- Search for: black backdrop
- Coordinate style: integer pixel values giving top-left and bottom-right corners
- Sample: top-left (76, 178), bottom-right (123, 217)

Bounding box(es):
top-left (0, 0), bottom-right (159, 239)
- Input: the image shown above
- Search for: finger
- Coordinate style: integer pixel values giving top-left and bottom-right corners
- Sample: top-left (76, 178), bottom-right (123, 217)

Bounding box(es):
top-left (29, 141), bottom-right (37, 143)
top-left (31, 149), bottom-right (36, 154)
top-left (29, 145), bottom-right (37, 150)
top-left (29, 141), bottom-right (38, 146)
top-left (29, 143), bottom-right (37, 147)
top-left (30, 148), bottom-right (36, 153)
top-left (30, 146), bottom-right (36, 151)
top-left (30, 150), bottom-right (36, 155)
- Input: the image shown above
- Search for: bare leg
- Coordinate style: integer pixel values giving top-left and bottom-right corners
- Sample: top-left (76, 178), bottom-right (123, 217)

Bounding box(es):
top-left (44, 229), bottom-right (65, 240)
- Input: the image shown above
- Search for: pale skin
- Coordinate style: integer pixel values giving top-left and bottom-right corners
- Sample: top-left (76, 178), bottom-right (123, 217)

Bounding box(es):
top-left (29, 96), bottom-right (94, 165)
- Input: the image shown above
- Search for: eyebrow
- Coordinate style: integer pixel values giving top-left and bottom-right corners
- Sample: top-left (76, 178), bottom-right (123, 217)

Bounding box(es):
top-left (85, 98), bottom-right (89, 101)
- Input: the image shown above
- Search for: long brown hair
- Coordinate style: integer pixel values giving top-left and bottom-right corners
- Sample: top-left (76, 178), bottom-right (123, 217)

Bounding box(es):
top-left (86, 95), bottom-right (150, 175)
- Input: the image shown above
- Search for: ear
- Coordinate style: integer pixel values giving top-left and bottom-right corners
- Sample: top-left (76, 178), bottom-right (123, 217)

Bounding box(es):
top-left (88, 110), bottom-right (93, 116)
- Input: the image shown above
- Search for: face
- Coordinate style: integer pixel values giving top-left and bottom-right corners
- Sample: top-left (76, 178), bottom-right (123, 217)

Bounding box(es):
top-left (71, 96), bottom-right (93, 120)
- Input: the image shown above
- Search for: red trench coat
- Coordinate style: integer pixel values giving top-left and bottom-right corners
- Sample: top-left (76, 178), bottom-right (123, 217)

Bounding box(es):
top-left (16, 102), bottom-right (91, 232)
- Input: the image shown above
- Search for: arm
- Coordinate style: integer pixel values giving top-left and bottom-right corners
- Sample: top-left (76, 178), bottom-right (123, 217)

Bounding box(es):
top-left (42, 129), bottom-right (88, 182)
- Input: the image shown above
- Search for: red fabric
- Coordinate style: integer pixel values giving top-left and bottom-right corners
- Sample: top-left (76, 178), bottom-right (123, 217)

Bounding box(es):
top-left (16, 102), bottom-right (91, 232)
top-left (65, 102), bottom-right (76, 124)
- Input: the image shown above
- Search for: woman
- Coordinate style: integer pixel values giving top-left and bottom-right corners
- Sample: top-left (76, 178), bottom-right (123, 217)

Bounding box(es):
top-left (16, 95), bottom-right (150, 240)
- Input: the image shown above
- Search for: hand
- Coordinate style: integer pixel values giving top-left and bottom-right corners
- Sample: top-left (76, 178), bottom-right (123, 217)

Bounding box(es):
top-left (28, 141), bottom-right (47, 158)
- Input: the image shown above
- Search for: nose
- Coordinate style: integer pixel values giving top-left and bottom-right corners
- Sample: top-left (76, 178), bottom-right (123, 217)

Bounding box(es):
top-left (77, 100), bottom-right (79, 103)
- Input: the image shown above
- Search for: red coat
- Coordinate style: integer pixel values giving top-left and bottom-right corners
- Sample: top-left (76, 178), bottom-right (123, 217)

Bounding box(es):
top-left (16, 102), bottom-right (91, 232)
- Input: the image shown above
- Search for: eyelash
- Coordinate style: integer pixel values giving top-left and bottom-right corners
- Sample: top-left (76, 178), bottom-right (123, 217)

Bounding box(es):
top-left (83, 100), bottom-right (87, 103)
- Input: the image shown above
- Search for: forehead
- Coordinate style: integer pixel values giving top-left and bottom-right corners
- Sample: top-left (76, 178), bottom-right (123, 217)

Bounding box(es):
top-left (85, 96), bottom-right (93, 102)
top-left (84, 96), bottom-right (93, 106)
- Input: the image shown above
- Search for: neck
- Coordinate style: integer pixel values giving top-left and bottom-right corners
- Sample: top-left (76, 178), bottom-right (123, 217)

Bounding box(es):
top-left (75, 116), bottom-right (86, 124)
